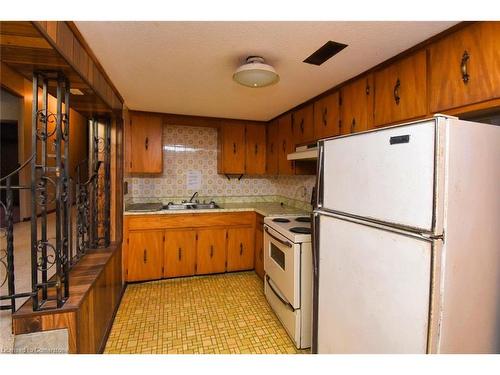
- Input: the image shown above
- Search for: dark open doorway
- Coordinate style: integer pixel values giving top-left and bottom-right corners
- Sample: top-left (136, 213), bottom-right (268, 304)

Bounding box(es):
top-left (0, 120), bottom-right (20, 224)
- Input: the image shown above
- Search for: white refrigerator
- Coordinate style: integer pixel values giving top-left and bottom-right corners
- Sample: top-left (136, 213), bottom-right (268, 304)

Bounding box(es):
top-left (312, 115), bottom-right (500, 354)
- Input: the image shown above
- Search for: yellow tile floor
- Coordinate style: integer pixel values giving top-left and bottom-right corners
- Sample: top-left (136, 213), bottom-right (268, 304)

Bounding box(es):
top-left (104, 271), bottom-right (309, 354)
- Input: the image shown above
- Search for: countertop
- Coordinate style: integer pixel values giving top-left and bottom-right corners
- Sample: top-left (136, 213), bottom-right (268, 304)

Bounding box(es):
top-left (124, 201), bottom-right (310, 217)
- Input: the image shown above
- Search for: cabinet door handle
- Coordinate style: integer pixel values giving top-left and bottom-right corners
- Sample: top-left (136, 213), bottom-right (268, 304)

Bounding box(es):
top-left (291, 114), bottom-right (294, 132)
top-left (233, 143), bottom-right (236, 154)
top-left (394, 78), bottom-right (401, 105)
top-left (300, 119), bottom-right (304, 134)
top-left (145, 137), bottom-right (149, 150)
top-left (366, 83), bottom-right (370, 96)
top-left (282, 140), bottom-right (286, 153)
top-left (461, 50), bottom-right (470, 84)
top-left (240, 243), bottom-right (243, 256)
top-left (178, 247), bottom-right (182, 261)
top-left (254, 144), bottom-right (258, 155)
top-left (351, 118), bottom-right (356, 133)
top-left (143, 249), bottom-right (147, 263)
top-left (322, 107), bottom-right (328, 127)
top-left (210, 245), bottom-right (214, 258)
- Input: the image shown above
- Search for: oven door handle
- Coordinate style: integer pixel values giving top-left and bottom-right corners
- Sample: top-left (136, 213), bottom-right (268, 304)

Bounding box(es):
top-left (265, 226), bottom-right (293, 248)
top-left (266, 275), bottom-right (296, 312)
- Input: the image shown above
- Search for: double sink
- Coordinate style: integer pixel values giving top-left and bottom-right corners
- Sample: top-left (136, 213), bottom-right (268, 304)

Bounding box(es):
top-left (126, 201), bottom-right (220, 212)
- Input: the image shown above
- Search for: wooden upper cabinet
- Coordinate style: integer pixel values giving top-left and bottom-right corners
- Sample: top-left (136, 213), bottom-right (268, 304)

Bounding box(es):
top-left (129, 113), bottom-right (163, 174)
top-left (292, 103), bottom-right (315, 144)
top-left (127, 230), bottom-right (164, 282)
top-left (226, 227), bottom-right (254, 272)
top-left (266, 120), bottom-right (279, 175)
top-left (218, 123), bottom-right (246, 174)
top-left (196, 229), bottom-right (227, 275)
top-left (429, 22), bottom-right (500, 113)
top-left (245, 124), bottom-right (266, 175)
top-left (277, 113), bottom-right (295, 175)
top-left (314, 91), bottom-right (341, 140)
top-left (164, 229), bottom-right (196, 278)
top-left (374, 50), bottom-right (427, 127)
top-left (340, 74), bottom-right (374, 135)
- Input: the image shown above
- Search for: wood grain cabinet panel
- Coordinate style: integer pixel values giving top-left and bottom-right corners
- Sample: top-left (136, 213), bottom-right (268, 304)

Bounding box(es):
top-left (218, 123), bottom-right (246, 174)
top-left (266, 119), bottom-right (279, 175)
top-left (245, 124), bottom-right (266, 175)
top-left (196, 229), bottom-right (227, 275)
top-left (374, 50), bottom-right (427, 126)
top-left (429, 21), bottom-right (500, 112)
top-left (127, 230), bottom-right (164, 282)
top-left (340, 74), bottom-right (374, 134)
top-left (314, 91), bottom-right (341, 140)
top-left (129, 113), bottom-right (163, 174)
top-left (292, 103), bottom-right (315, 144)
top-left (277, 113), bottom-right (295, 175)
top-left (164, 230), bottom-right (197, 278)
top-left (254, 215), bottom-right (264, 279)
top-left (226, 227), bottom-right (254, 272)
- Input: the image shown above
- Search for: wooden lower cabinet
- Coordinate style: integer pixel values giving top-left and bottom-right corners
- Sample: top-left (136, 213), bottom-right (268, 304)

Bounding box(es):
top-left (196, 228), bottom-right (227, 275)
top-left (164, 229), bottom-right (197, 278)
top-left (227, 227), bottom-right (254, 272)
top-left (124, 213), bottom-right (260, 282)
top-left (254, 215), bottom-right (264, 279)
top-left (127, 230), bottom-right (164, 282)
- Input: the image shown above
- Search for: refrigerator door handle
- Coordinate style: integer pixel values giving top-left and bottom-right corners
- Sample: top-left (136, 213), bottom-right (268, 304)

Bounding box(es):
top-left (316, 141), bottom-right (325, 209)
top-left (311, 212), bottom-right (321, 353)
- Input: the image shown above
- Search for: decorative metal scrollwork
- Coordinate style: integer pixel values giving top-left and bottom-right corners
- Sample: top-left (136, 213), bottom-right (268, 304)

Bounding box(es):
top-left (35, 175), bottom-right (57, 206)
top-left (35, 110), bottom-right (57, 140)
top-left (0, 248), bottom-right (7, 289)
top-left (36, 240), bottom-right (57, 272)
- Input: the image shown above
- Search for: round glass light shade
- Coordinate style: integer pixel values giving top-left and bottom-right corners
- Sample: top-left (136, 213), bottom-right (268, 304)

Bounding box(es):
top-left (233, 59), bottom-right (279, 88)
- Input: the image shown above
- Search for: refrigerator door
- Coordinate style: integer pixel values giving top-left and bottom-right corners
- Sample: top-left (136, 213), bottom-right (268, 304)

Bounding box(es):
top-left (319, 119), bottom-right (438, 232)
top-left (315, 213), bottom-right (432, 353)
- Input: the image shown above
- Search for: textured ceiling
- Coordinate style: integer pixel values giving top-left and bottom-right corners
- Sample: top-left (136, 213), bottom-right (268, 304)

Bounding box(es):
top-left (75, 21), bottom-right (457, 121)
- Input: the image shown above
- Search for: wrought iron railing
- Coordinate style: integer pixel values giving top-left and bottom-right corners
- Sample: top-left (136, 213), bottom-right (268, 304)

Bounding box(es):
top-left (0, 154), bottom-right (36, 313)
top-left (0, 71), bottom-right (112, 313)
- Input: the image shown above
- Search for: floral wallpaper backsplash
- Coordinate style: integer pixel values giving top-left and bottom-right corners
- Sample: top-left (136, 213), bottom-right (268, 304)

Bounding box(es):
top-left (126, 125), bottom-right (316, 208)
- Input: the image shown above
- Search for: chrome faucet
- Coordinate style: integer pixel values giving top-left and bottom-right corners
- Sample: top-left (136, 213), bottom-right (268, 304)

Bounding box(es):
top-left (189, 191), bottom-right (199, 203)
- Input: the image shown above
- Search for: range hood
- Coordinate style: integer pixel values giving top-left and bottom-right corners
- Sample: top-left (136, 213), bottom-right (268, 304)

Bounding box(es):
top-left (287, 143), bottom-right (318, 161)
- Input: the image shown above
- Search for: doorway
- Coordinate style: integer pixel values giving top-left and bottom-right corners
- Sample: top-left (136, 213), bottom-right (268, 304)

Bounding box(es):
top-left (0, 120), bottom-right (20, 224)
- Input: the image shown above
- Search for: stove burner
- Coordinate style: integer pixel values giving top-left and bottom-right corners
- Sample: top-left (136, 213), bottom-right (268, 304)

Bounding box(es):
top-left (272, 218), bottom-right (291, 223)
top-left (295, 217), bottom-right (311, 223)
top-left (289, 227), bottom-right (311, 234)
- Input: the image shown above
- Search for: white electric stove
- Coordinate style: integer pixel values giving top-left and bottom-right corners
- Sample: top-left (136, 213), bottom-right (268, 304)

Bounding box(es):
top-left (263, 215), bottom-right (313, 349)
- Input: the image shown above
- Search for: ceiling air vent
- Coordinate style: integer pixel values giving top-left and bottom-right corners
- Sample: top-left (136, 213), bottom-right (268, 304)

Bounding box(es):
top-left (303, 40), bottom-right (348, 66)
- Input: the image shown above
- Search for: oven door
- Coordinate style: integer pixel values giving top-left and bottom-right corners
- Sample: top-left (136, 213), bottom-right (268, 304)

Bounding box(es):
top-left (263, 225), bottom-right (301, 308)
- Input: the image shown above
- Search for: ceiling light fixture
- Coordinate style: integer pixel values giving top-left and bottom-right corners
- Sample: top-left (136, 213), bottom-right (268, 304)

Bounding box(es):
top-left (233, 56), bottom-right (279, 88)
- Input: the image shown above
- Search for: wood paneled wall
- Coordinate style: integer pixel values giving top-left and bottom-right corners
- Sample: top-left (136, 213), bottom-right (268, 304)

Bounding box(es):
top-left (12, 245), bottom-right (123, 353)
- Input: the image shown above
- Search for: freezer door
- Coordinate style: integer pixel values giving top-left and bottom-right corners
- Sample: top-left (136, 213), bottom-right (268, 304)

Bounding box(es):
top-left (320, 120), bottom-right (437, 232)
top-left (316, 214), bottom-right (432, 353)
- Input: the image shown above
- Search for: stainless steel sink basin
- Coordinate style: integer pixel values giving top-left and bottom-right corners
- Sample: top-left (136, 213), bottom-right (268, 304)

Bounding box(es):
top-left (163, 202), bottom-right (219, 210)
top-left (126, 202), bottom-right (163, 212)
